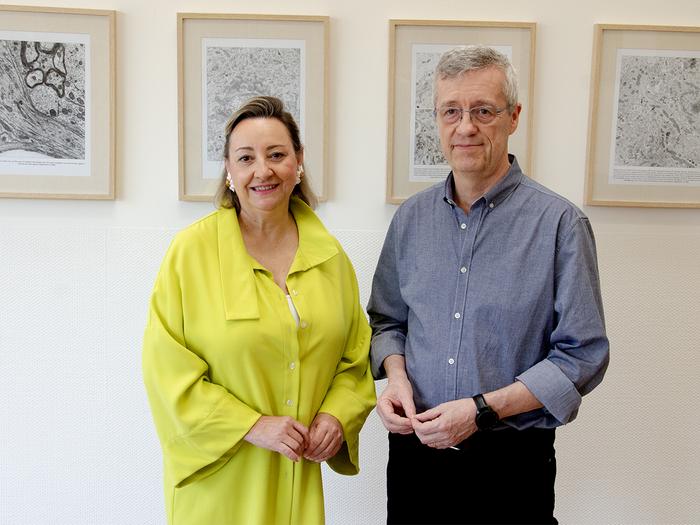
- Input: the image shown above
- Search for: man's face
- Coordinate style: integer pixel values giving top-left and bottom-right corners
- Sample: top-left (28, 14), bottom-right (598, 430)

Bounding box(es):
top-left (434, 67), bottom-right (521, 180)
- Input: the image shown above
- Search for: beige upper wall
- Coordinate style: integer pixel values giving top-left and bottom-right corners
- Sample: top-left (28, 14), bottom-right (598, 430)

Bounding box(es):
top-left (2, 0), bottom-right (699, 231)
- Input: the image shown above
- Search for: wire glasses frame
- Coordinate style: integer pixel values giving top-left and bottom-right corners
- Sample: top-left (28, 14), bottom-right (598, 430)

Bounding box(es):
top-left (433, 105), bottom-right (507, 125)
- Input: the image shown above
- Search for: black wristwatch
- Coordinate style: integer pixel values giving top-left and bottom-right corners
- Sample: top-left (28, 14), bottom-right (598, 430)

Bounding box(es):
top-left (473, 394), bottom-right (500, 431)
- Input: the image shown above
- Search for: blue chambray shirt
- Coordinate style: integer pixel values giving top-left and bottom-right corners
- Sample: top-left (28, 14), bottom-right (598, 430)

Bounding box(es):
top-left (368, 156), bottom-right (609, 429)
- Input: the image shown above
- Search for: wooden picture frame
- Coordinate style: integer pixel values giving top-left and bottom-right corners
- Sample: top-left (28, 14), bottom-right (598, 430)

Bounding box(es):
top-left (585, 24), bottom-right (700, 208)
top-left (178, 13), bottom-right (329, 201)
top-left (0, 5), bottom-right (116, 200)
top-left (386, 19), bottom-right (536, 204)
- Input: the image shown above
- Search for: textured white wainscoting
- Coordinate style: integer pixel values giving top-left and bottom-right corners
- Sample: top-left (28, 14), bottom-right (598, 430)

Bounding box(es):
top-left (1, 226), bottom-right (699, 524)
top-left (554, 228), bottom-right (700, 524)
top-left (1, 227), bottom-right (172, 524)
top-left (1, 228), bottom-right (111, 525)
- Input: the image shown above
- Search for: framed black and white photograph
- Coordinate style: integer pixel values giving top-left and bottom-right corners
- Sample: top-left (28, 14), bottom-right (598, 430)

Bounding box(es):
top-left (586, 24), bottom-right (700, 208)
top-left (178, 13), bottom-right (328, 201)
top-left (386, 20), bottom-right (536, 204)
top-left (0, 5), bottom-right (115, 199)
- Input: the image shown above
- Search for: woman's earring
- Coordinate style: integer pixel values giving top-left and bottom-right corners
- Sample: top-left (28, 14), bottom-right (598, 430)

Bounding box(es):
top-left (295, 166), bottom-right (303, 185)
top-left (226, 172), bottom-right (235, 193)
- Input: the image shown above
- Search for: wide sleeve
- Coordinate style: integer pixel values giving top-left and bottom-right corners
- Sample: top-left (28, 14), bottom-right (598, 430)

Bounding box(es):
top-left (142, 243), bottom-right (261, 487)
top-left (318, 250), bottom-right (376, 475)
top-left (516, 217), bottom-right (610, 424)
top-left (367, 215), bottom-right (408, 379)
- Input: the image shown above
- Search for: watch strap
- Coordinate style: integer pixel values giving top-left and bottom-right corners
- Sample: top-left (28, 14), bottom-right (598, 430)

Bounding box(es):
top-left (473, 393), bottom-right (488, 412)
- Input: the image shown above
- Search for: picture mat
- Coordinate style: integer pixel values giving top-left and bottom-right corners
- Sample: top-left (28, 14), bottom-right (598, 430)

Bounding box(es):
top-left (389, 23), bottom-right (534, 203)
top-left (0, 30), bottom-right (91, 177)
top-left (608, 48), bottom-right (700, 186)
top-left (588, 26), bottom-right (700, 206)
top-left (0, 8), bottom-right (113, 198)
top-left (180, 16), bottom-right (326, 200)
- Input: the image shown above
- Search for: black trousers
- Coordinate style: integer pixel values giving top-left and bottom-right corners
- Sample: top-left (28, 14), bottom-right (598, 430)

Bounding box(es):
top-left (386, 428), bottom-right (557, 525)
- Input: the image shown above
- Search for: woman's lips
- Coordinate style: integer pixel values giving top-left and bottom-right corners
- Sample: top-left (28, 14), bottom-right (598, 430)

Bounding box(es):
top-left (251, 183), bottom-right (279, 193)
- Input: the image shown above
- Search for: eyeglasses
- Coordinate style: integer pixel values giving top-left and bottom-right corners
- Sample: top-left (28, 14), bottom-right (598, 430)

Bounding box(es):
top-left (434, 105), bottom-right (507, 125)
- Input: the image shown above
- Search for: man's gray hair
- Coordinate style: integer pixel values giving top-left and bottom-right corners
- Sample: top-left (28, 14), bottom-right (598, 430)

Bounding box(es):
top-left (433, 45), bottom-right (519, 110)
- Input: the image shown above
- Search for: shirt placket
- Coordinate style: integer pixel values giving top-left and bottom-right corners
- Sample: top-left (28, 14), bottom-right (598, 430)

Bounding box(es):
top-left (283, 281), bottom-right (303, 420)
top-left (276, 277), bottom-right (303, 521)
top-left (445, 201), bottom-right (485, 401)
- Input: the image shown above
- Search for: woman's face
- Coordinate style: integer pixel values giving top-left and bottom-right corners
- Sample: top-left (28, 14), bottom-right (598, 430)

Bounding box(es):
top-left (224, 117), bottom-right (302, 217)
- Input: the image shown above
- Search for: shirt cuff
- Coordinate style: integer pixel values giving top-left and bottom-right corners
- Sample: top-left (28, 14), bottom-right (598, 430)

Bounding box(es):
top-left (370, 331), bottom-right (406, 379)
top-left (516, 359), bottom-right (582, 424)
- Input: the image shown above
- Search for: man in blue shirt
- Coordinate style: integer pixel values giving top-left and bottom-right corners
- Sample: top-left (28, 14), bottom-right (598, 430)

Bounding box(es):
top-left (368, 46), bottom-right (609, 524)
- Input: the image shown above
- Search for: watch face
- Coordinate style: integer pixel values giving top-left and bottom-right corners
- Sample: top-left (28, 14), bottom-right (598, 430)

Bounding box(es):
top-left (476, 408), bottom-right (499, 430)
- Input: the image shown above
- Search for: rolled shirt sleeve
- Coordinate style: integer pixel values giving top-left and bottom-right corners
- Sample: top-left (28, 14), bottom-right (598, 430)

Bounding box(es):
top-left (516, 217), bottom-right (609, 424)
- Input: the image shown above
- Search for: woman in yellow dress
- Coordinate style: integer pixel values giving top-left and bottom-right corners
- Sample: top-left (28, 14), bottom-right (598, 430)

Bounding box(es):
top-left (143, 96), bottom-right (376, 525)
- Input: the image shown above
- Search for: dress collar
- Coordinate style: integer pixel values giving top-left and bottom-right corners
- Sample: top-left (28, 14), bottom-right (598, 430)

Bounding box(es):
top-left (217, 197), bottom-right (338, 320)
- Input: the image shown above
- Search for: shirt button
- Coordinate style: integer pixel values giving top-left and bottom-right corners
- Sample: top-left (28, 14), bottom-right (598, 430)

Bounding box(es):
top-left (300, 321), bottom-right (308, 329)
top-left (448, 358), bottom-right (455, 365)
top-left (460, 223), bottom-right (467, 230)
top-left (460, 266), bottom-right (467, 274)
top-left (292, 289), bottom-right (299, 296)
top-left (454, 312), bottom-right (461, 319)
top-left (489, 202), bottom-right (495, 209)
top-left (286, 399), bottom-right (293, 406)
top-left (289, 362), bottom-right (296, 370)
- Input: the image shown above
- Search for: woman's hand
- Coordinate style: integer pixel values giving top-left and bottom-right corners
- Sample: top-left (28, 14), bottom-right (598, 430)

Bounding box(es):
top-left (244, 416), bottom-right (310, 461)
top-left (303, 412), bottom-right (344, 463)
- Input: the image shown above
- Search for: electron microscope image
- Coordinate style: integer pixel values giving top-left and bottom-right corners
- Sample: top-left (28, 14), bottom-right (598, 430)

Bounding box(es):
top-left (412, 50), bottom-right (447, 166)
top-left (205, 43), bottom-right (302, 161)
top-left (614, 53), bottom-right (700, 169)
top-left (0, 35), bottom-right (86, 160)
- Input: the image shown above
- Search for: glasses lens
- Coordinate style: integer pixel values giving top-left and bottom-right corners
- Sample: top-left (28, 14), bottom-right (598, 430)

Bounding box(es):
top-left (439, 107), bottom-right (461, 124)
top-left (472, 106), bottom-right (496, 124)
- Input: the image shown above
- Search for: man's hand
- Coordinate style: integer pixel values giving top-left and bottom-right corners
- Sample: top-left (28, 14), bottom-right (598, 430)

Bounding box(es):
top-left (412, 398), bottom-right (477, 449)
top-left (303, 412), bottom-right (344, 463)
top-left (377, 377), bottom-right (416, 434)
top-left (244, 415), bottom-right (310, 461)
top-left (377, 355), bottom-right (416, 434)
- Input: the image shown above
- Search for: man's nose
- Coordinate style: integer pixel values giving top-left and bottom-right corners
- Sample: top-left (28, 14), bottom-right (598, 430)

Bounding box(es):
top-left (455, 110), bottom-right (478, 133)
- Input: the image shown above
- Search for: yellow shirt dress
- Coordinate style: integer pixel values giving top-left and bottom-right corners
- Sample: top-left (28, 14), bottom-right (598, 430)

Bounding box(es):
top-left (143, 198), bottom-right (376, 525)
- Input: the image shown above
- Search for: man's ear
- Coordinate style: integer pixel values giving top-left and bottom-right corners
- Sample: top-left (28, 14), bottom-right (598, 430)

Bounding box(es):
top-left (508, 103), bottom-right (522, 135)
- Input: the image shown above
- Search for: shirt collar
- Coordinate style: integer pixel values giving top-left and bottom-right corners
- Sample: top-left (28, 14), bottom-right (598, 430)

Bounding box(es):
top-left (442, 154), bottom-right (524, 210)
top-left (217, 197), bottom-right (337, 320)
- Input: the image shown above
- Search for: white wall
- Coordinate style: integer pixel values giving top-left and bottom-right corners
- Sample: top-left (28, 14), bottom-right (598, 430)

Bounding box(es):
top-left (1, 0), bottom-right (699, 524)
